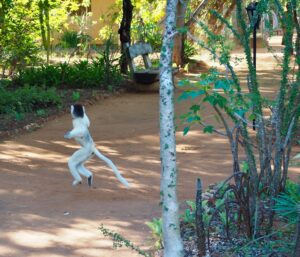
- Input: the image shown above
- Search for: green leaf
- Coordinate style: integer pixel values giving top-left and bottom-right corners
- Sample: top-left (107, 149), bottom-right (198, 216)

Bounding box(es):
top-left (177, 79), bottom-right (190, 87)
top-left (235, 108), bottom-right (247, 117)
top-left (190, 104), bottom-right (200, 113)
top-left (186, 116), bottom-right (200, 123)
top-left (215, 80), bottom-right (230, 91)
top-left (248, 113), bottom-right (256, 120)
top-left (183, 126), bottom-right (190, 136)
top-left (203, 125), bottom-right (214, 133)
top-left (241, 161), bottom-right (249, 172)
top-left (178, 90), bottom-right (205, 102)
top-left (203, 95), bottom-right (216, 105)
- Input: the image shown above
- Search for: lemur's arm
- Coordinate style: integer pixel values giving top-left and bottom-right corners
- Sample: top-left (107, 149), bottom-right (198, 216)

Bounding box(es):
top-left (83, 114), bottom-right (90, 127)
top-left (64, 117), bottom-right (88, 139)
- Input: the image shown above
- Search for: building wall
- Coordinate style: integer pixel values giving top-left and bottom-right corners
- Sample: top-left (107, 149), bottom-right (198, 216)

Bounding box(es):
top-left (89, 0), bottom-right (116, 42)
top-left (58, 0), bottom-right (116, 45)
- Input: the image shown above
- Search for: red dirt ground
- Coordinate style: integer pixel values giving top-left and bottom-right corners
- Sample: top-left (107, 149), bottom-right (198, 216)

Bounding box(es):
top-left (0, 38), bottom-right (299, 257)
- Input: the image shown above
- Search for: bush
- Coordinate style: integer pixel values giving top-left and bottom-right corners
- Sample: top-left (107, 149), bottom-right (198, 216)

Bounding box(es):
top-left (58, 30), bottom-right (92, 50)
top-left (183, 40), bottom-right (197, 61)
top-left (0, 85), bottom-right (61, 115)
top-left (13, 57), bottom-right (122, 89)
top-left (131, 22), bottom-right (163, 51)
top-left (59, 31), bottom-right (80, 49)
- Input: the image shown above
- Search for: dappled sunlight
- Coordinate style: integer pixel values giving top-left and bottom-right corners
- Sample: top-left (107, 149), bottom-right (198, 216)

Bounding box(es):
top-left (2, 189), bottom-right (34, 197)
top-left (95, 145), bottom-right (121, 156)
top-left (8, 230), bottom-right (55, 248)
top-left (0, 141), bottom-right (69, 165)
top-left (0, 245), bottom-right (19, 256)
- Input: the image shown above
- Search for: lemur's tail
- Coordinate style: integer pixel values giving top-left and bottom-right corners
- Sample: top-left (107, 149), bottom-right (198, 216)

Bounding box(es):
top-left (93, 148), bottom-right (130, 188)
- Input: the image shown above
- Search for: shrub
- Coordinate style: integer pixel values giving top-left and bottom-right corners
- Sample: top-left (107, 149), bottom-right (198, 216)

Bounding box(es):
top-left (59, 31), bottom-right (80, 49)
top-left (146, 218), bottom-right (163, 249)
top-left (58, 30), bottom-right (92, 52)
top-left (183, 40), bottom-right (197, 61)
top-left (0, 85), bottom-right (61, 115)
top-left (13, 57), bottom-right (122, 89)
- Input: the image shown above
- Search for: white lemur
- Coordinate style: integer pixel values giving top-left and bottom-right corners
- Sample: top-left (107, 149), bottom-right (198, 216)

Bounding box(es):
top-left (64, 104), bottom-right (130, 188)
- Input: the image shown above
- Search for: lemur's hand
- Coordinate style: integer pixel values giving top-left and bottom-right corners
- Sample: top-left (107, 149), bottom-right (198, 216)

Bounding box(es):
top-left (64, 132), bottom-right (71, 139)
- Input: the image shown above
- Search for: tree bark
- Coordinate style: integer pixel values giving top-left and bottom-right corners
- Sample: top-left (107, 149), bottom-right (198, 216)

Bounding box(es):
top-left (173, 0), bottom-right (187, 67)
top-left (118, 0), bottom-right (133, 74)
top-left (159, 0), bottom-right (184, 256)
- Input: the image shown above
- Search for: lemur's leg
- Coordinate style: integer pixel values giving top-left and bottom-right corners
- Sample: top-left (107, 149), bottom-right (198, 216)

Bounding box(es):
top-left (68, 148), bottom-right (91, 185)
top-left (77, 163), bottom-right (92, 178)
top-left (78, 152), bottom-right (94, 186)
top-left (78, 164), bottom-right (93, 186)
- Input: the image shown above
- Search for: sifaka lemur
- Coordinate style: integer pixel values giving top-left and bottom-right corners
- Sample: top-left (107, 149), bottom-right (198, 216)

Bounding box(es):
top-left (64, 104), bottom-right (130, 188)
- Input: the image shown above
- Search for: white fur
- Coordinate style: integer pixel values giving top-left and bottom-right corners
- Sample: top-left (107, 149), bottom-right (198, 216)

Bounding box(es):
top-left (64, 105), bottom-right (130, 188)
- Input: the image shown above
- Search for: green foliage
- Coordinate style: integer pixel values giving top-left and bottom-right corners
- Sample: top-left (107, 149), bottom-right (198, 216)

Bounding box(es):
top-left (0, 0), bottom-right (40, 75)
top-left (146, 217), bottom-right (163, 249)
top-left (181, 200), bottom-right (196, 226)
top-left (274, 181), bottom-right (300, 223)
top-left (179, 68), bottom-right (244, 135)
top-left (36, 109), bottom-right (47, 117)
top-left (71, 91), bottom-right (80, 101)
top-left (58, 30), bottom-right (92, 53)
top-left (97, 37), bottom-right (122, 86)
top-left (99, 224), bottom-right (151, 257)
top-left (0, 0), bottom-right (84, 76)
top-left (99, 0), bottom-right (165, 50)
top-left (183, 40), bottom-right (197, 61)
top-left (132, 22), bottom-right (163, 51)
top-left (13, 56), bottom-right (122, 89)
top-left (58, 30), bottom-right (80, 49)
top-left (0, 85), bottom-right (61, 115)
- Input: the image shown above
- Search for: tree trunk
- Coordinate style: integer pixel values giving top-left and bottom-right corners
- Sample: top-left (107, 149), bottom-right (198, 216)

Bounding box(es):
top-left (118, 0), bottom-right (133, 74)
top-left (159, 0), bottom-right (184, 256)
top-left (38, 0), bottom-right (50, 65)
top-left (173, 0), bottom-right (187, 67)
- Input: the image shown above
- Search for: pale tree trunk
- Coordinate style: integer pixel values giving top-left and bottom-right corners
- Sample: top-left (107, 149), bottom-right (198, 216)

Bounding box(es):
top-left (159, 0), bottom-right (184, 256)
top-left (173, 0), bottom-right (188, 66)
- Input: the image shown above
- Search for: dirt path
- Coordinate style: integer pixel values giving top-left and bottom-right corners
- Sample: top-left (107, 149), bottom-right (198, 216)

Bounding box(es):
top-left (1, 38), bottom-right (299, 257)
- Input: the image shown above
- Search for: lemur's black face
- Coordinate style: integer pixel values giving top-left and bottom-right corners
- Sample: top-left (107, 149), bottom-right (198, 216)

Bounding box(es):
top-left (71, 104), bottom-right (84, 118)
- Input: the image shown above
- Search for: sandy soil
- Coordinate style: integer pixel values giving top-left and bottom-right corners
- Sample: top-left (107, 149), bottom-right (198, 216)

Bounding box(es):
top-left (0, 37), bottom-right (299, 257)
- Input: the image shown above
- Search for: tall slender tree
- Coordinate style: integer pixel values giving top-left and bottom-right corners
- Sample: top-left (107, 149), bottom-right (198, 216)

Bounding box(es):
top-left (38, 0), bottom-right (51, 65)
top-left (173, 0), bottom-right (188, 67)
top-left (118, 0), bottom-right (133, 74)
top-left (159, 0), bottom-right (184, 256)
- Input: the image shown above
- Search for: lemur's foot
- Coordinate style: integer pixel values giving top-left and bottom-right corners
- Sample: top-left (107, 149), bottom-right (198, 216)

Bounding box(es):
top-left (72, 180), bottom-right (82, 186)
top-left (87, 175), bottom-right (93, 187)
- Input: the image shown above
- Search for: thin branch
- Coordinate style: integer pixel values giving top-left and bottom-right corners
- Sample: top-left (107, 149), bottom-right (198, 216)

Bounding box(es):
top-left (185, 0), bottom-right (209, 27)
top-left (234, 113), bottom-right (258, 129)
top-left (283, 116), bottom-right (295, 149)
